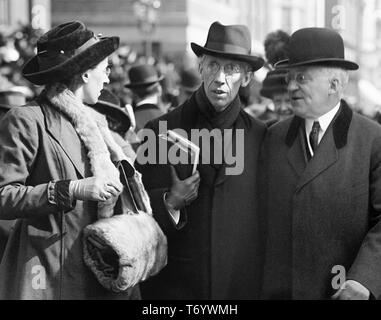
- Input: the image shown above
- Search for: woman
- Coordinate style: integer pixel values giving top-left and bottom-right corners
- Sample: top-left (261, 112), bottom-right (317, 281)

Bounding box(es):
top-left (0, 21), bottom-right (140, 299)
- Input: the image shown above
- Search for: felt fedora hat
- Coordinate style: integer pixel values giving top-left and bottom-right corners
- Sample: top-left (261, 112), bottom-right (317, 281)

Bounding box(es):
top-left (260, 69), bottom-right (288, 99)
top-left (191, 21), bottom-right (264, 71)
top-left (180, 68), bottom-right (201, 92)
top-left (91, 89), bottom-right (131, 131)
top-left (22, 21), bottom-right (119, 85)
top-left (275, 27), bottom-right (358, 70)
top-left (124, 64), bottom-right (164, 88)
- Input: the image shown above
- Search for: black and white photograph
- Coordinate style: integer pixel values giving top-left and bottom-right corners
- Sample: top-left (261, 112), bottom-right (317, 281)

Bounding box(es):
top-left (0, 0), bottom-right (380, 312)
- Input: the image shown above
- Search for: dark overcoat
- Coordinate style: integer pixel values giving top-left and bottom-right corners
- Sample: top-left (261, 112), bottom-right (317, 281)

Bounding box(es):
top-left (0, 98), bottom-right (139, 299)
top-left (260, 101), bottom-right (381, 299)
top-left (135, 93), bottom-right (266, 299)
top-left (134, 103), bottom-right (164, 132)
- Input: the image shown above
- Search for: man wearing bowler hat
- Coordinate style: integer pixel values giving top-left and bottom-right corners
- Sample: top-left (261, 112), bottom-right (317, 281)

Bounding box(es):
top-left (260, 27), bottom-right (381, 299)
top-left (135, 21), bottom-right (266, 299)
top-left (125, 64), bottom-right (165, 132)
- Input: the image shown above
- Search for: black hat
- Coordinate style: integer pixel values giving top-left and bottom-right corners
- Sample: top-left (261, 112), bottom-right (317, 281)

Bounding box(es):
top-left (124, 64), bottom-right (164, 88)
top-left (22, 21), bottom-right (119, 85)
top-left (260, 69), bottom-right (288, 99)
top-left (275, 27), bottom-right (358, 70)
top-left (180, 68), bottom-right (201, 93)
top-left (91, 89), bottom-right (131, 132)
top-left (191, 21), bottom-right (264, 71)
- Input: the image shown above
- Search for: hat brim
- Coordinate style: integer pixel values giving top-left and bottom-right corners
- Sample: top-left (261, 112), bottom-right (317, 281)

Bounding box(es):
top-left (275, 58), bottom-right (359, 70)
top-left (124, 75), bottom-right (164, 88)
top-left (91, 102), bottom-right (131, 131)
top-left (191, 42), bottom-right (264, 71)
top-left (22, 37), bottom-right (119, 85)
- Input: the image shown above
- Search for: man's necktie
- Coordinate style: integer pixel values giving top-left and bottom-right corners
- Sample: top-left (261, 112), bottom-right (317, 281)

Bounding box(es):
top-left (309, 121), bottom-right (321, 153)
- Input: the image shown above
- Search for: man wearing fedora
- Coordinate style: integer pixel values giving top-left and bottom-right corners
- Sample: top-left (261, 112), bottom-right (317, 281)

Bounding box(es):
top-left (0, 21), bottom-right (143, 299)
top-left (260, 27), bottom-right (381, 299)
top-left (135, 21), bottom-right (266, 299)
top-left (125, 64), bottom-right (165, 133)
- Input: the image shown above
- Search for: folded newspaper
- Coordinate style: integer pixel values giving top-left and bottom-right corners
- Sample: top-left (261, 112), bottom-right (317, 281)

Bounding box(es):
top-left (158, 130), bottom-right (200, 174)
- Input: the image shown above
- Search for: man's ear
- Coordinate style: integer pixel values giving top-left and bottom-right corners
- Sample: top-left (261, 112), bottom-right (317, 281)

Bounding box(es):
top-left (241, 71), bottom-right (253, 88)
top-left (198, 61), bottom-right (203, 74)
top-left (328, 78), bottom-right (339, 95)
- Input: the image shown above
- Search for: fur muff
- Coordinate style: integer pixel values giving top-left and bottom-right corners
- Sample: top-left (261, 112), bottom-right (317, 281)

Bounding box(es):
top-left (83, 212), bottom-right (167, 292)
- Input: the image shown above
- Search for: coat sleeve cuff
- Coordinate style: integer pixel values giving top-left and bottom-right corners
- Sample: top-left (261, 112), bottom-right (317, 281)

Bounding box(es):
top-left (148, 188), bottom-right (188, 233)
top-left (47, 180), bottom-right (76, 212)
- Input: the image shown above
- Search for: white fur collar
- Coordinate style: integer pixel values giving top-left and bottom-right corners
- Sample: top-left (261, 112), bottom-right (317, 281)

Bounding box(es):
top-left (45, 83), bottom-right (127, 218)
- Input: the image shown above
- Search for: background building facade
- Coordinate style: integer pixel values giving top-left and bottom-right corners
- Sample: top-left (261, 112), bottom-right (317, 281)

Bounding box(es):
top-left (2, 0), bottom-right (381, 115)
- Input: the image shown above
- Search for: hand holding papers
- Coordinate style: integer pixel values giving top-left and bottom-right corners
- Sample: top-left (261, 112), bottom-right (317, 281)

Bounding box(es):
top-left (158, 130), bottom-right (200, 174)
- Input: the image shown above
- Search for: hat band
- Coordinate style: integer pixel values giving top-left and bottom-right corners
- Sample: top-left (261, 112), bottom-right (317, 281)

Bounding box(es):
top-left (74, 35), bottom-right (99, 55)
top-left (36, 35), bottom-right (100, 72)
top-left (38, 34), bottom-right (99, 56)
top-left (206, 41), bottom-right (250, 55)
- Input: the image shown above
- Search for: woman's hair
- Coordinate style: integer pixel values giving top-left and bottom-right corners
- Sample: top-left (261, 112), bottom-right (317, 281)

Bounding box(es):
top-left (264, 30), bottom-right (290, 67)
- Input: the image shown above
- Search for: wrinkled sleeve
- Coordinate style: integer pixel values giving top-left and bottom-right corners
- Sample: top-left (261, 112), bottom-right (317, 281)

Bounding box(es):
top-left (0, 108), bottom-right (74, 220)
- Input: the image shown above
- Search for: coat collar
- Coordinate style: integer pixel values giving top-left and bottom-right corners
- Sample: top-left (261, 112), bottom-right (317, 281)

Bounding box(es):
top-left (178, 92), bottom-right (250, 187)
top-left (37, 95), bottom-right (86, 178)
top-left (285, 99), bottom-right (353, 149)
top-left (285, 99), bottom-right (353, 191)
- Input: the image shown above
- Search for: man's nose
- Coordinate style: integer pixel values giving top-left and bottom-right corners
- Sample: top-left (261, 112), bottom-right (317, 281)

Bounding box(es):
top-left (213, 68), bottom-right (227, 83)
top-left (287, 79), bottom-right (298, 91)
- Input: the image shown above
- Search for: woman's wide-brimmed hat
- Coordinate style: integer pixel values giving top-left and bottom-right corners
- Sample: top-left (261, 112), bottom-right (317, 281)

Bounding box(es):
top-left (260, 69), bottom-right (288, 99)
top-left (124, 64), bottom-right (164, 88)
top-left (191, 21), bottom-right (264, 71)
top-left (275, 27), bottom-right (359, 70)
top-left (91, 89), bottom-right (131, 132)
top-left (22, 21), bottom-right (119, 85)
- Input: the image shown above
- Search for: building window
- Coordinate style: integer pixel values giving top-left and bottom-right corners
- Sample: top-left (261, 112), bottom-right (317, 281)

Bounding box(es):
top-left (281, 5), bottom-right (292, 32)
top-left (0, 0), bottom-right (10, 26)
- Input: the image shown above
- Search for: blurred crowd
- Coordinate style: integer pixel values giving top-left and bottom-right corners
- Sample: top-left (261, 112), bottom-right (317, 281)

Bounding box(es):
top-left (1, 23), bottom-right (381, 141)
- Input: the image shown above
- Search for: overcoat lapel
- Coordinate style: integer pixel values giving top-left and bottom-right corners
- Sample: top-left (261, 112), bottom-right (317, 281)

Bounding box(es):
top-left (39, 100), bottom-right (86, 178)
top-left (296, 126), bottom-right (338, 191)
top-left (285, 101), bottom-right (353, 192)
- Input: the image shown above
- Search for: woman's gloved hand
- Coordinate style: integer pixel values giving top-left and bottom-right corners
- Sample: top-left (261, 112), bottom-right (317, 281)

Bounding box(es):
top-left (69, 177), bottom-right (123, 202)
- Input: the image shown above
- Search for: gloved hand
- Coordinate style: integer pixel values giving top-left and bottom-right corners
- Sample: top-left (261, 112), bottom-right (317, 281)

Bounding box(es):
top-left (70, 177), bottom-right (123, 202)
top-left (165, 166), bottom-right (200, 210)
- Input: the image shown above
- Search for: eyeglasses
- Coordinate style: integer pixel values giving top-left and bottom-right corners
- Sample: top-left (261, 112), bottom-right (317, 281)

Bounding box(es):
top-left (94, 63), bottom-right (112, 76)
top-left (285, 72), bottom-right (310, 85)
top-left (205, 61), bottom-right (243, 76)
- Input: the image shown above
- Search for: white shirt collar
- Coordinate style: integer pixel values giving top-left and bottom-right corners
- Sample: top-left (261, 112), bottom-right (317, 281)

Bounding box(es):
top-left (305, 101), bottom-right (341, 155)
top-left (136, 96), bottom-right (159, 107)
